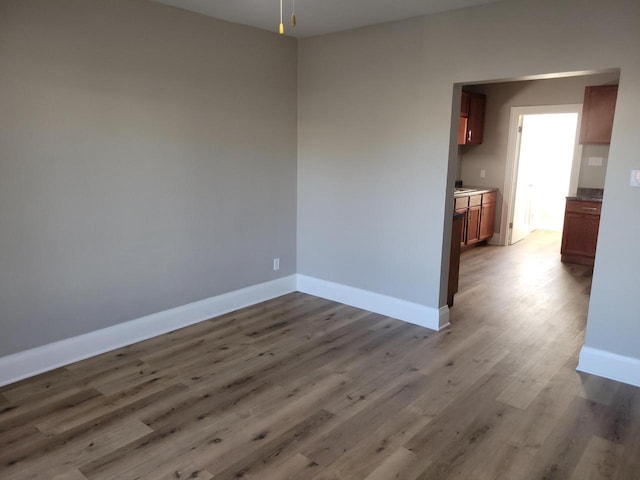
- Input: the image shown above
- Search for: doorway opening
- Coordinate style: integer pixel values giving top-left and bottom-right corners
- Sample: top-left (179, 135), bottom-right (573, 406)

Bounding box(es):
top-left (445, 71), bottom-right (620, 317)
top-left (506, 106), bottom-right (582, 245)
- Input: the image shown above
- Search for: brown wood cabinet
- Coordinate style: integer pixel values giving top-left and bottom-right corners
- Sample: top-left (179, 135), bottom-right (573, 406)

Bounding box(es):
top-left (479, 191), bottom-right (496, 240)
top-left (458, 91), bottom-right (486, 145)
top-left (448, 213), bottom-right (464, 307)
top-left (560, 199), bottom-right (601, 266)
top-left (454, 196), bottom-right (469, 243)
top-left (460, 91), bottom-right (470, 116)
top-left (466, 197), bottom-right (482, 245)
top-left (455, 190), bottom-right (496, 248)
top-left (579, 85), bottom-right (618, 144)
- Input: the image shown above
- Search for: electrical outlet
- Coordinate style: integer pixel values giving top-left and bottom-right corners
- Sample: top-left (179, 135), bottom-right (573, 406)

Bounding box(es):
top-left (480, 169), bottom-right (486, 179)
top-left (630, 170), bottom-right (640, 187)
top-left (588, 157), bottom-right (603, 166)
top-left (273, 258), bottom-right (280, 271)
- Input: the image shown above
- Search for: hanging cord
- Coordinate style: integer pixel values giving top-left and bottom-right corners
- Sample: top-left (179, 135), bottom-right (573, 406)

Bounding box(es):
top-left (291, 0), bottom-right (296, 27)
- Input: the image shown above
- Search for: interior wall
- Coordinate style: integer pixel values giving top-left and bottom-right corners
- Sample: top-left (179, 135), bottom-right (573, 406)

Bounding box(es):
top-left (297, 18), bottom-right (435, 305)
top-left (0, 0), bottom-right (298, 357)
top-left (460, 72), bottom-right (619, 237)
top-left (298, 0), bottom-right (640, 360)
top-left (580, 144), bottom-right (611, 188)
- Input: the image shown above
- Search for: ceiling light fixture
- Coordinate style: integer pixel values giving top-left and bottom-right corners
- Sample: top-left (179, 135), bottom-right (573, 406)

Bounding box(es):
top-left (279, 0), bottom-right (296, 35)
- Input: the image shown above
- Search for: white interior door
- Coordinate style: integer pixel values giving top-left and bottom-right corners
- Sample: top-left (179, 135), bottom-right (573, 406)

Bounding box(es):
top-left (510, 116), bottom-right (531, 244)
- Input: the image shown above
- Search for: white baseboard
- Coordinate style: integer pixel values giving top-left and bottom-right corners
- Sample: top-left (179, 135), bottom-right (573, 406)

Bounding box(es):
top-left (0, 274), bottom-right (449, 388)
top-left (438, 305), bottom-right (451, 330)
top-left (296, 274), bottom-right (447, 331)
top-left (487, 234), bottom-right (501, 246)
top-left (0, 275), bottom-right (297, 388)
top-left (577, 345), bottom-right (640, 388)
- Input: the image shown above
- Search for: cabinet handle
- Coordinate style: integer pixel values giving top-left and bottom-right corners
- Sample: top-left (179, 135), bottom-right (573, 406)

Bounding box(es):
top-left (582, 207), bottom-right (598, 211)
top-left (467, 130), bottom-right (472, 142)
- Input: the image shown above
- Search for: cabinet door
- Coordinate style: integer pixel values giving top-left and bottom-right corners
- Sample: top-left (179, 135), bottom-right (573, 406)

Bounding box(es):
top-left (466, 206), bottom-right (481, 244)
top-left (466, 94), bottom-right (486, 145)
top-left (458, 117), bottom-right (468, 145)
top-left (561, 213), bottom-right (600, 258)
top-left (460, 91), bottom-right (470, 116)
top-left (579, 85), bottom-right (618, 144)
top-left (455, 208), bottom-right (467, 244)
top-left (479, 202), bottom-right (496, 240)
top-left (448, 214), bottom-right (464, 307)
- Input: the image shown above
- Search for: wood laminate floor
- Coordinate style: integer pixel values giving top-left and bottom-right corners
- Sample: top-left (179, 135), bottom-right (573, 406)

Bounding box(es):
top-left (1, 230), bottom-right (639, 479)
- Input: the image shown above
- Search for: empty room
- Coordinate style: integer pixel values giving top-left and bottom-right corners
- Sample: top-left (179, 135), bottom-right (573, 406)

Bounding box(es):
top-left (1, 0), bottom-right (639, 478)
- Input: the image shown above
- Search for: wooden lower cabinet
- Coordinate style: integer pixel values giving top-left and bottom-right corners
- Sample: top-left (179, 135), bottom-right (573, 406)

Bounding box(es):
top-left (448, 213), bottom-right (464, 307)
top-left (479, 192), bottom-right (496, 241)
top-left (466, 206), bottom-right (481, 244)
top-left (560, 199), bottom-right (601, 266)
top-left (456, 191), bottom-right (496, 248)
top-left (454, 196), bottom-right (469, 244)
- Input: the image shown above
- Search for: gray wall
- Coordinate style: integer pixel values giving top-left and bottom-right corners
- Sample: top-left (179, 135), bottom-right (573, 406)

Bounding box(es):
top-left (460, 72), bottom-right (619, 237)
top-left (0, 0), bottom-right (298, 356)
top-left (297, 18), bottom-right (434, 305)
top-left (298, 0), bottom-right (640, 359)
top-left (579, 144), bottom-right (611, 188)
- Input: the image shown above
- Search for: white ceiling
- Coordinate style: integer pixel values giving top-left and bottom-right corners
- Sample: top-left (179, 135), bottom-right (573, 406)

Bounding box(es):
top-left (150, 0), bottom-right (506, 38)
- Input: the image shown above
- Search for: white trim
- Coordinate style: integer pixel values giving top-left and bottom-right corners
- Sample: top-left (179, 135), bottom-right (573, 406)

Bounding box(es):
top-left (296, 274), bottom-right (446, 331)
top-left (0, 274), bottom-right (449, 387)
top-left (500, 104), bottom-right (583, 246)
top-left (438, 305), bottom-right (451, 330)
top-left (487, 233), bottom-right (500, 245)
top-left (0, 275), bottom-right (297, 387)
top-left (577, 346), bottom-right (640, 388)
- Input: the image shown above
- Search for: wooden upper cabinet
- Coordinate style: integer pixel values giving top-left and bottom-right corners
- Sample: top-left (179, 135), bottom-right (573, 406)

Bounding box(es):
top-left (579, 85), bottom-right (618, 144)
top-left (466, 94), bottom-right (486, 145)
top-left (460, 91), bottom-right (471, 116)
top-left (458, 91), bottom-right (486, 145)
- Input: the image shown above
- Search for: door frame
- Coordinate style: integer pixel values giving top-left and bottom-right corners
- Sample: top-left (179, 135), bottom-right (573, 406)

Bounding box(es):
top-left (499, 104), bottom-right (583, 246)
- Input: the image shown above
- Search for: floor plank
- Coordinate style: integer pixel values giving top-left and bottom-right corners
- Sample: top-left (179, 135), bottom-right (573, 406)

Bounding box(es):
top-left (52, 470), bottom-right (89, 480)
top-left (570, 435), bottom-right (624, 480)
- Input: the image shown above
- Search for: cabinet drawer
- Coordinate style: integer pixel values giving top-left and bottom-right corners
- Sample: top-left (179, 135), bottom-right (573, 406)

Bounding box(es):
top-left (482, 191), bottom-right (496, 205)
top-left (455, 196), bottom-right (469, 210)
top-left (565, 200), bottom-right (601, 215)
top-left (469, 194), bottom-right (482, 207)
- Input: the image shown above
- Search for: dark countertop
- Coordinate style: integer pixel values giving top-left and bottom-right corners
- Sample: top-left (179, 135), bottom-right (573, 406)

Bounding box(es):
top-left (566, 196), bottom-right (603, 202)
top-left (567, 187), bottom-right (604, 202)
top-left (454, 186), bottom-right (498, 197)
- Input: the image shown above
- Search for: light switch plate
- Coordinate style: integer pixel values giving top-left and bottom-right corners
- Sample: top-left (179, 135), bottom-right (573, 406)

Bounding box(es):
top-left (588, 156), bottom-right (603, 166)
top-left (630, 170), bottom-right (640, 187)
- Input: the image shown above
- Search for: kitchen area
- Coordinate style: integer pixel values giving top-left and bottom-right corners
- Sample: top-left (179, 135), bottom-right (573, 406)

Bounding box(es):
top-left (448, 73), bottom-right (619, 308)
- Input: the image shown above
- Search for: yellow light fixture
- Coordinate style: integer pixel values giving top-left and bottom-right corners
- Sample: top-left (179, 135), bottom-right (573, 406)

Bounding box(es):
top-left (278, 0), bottom-right (296, 34)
